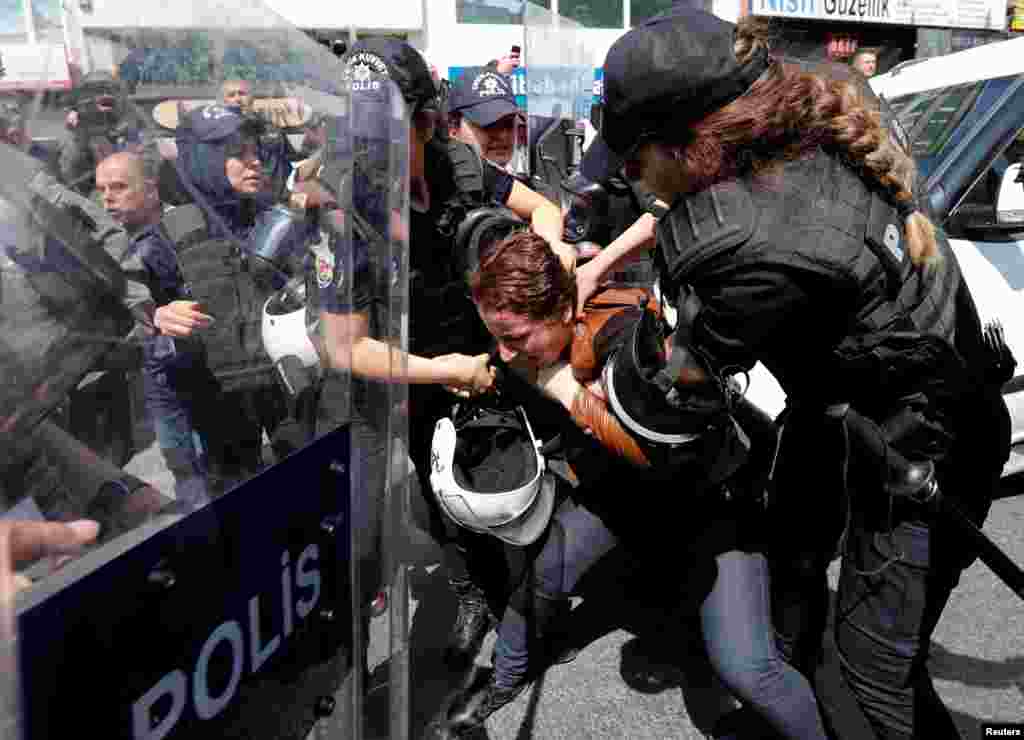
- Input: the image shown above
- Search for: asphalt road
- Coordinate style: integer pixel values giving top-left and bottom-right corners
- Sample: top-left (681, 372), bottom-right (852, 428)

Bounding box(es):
top-left (118, 391), bottom-right (1024, 740)
top-left (352, 492), bottom-right (1024, 740)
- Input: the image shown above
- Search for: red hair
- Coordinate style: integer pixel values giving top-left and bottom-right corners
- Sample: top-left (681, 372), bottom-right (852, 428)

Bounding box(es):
top-left (470, 231), bottom-right (576, 321)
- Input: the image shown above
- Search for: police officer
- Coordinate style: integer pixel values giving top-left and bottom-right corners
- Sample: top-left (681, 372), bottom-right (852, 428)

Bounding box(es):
top-left (170, 103), bottom-right (311, 478)
top-left (447, 69), bottom-right (524, 171)
top-left (562, 135), bottom-right (659, 288)
top-left (311, 37), bottom-right (571, 674)
top-left (579, 9), bottom-right (1012, 739)
top-left (219, 77), bottom-right (300, 200)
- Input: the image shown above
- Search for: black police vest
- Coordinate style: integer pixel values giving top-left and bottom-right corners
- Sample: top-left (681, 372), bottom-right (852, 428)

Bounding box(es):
top-left (407, 140), bottom-right (495, 358)
top-left (656, 151), bottom-right (966, 412)
top-left (160, 203), bottom-right (274, 392)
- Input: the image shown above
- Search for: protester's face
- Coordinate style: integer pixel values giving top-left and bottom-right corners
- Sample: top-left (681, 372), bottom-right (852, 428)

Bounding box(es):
top-left (458, 115), bottom-right (517, 166)
top-left (478, 306), bottom-right (573, 367)
top-left (854, 53), bottom-right (877, 77)
top-left (624, 140), bottom-right (688, 204)
top-left (225, 137), bottom-right (266, 194)
top-left (96, 157), bottom-right (158, 227)
top-left (222, 80), bottom-right (254, 112)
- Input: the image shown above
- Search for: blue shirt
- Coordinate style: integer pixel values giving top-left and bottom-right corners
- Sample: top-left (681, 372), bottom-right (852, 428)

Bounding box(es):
top-left (125, 221), bottom-right (201, 372)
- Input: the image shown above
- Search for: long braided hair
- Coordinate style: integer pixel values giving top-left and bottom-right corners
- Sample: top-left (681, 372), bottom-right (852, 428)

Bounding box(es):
top-left (674, 17), bottom-right (938, 267)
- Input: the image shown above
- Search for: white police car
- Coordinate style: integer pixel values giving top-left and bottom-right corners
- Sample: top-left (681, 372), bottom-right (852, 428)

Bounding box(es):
top-left (746, 36), bottom-right (1024, 480)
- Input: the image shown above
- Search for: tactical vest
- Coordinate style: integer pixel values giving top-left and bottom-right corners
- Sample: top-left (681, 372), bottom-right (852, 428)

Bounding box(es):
top-left (160, 203), bottom-right (274, 392)
top-left (655, 152), bottom-right (970, 416)
top-left (407, 140), bottom-right (506, 358)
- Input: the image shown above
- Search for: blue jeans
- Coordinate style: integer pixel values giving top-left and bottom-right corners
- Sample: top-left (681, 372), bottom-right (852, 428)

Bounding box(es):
top-left (493, 496), bottom-right (827, 740)
top-left (144, 360), bottom-right (212, 512)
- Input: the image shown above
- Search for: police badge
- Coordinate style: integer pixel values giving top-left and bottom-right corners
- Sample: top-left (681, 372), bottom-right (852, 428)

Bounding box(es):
top-left (315, 247), bottom-right (336, 289)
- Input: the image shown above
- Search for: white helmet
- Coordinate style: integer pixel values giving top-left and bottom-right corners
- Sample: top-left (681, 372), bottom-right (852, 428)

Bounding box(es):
top-left (430, 404), bottom-right (556, 546)
top-left (262, 275), bottom-right (319, 370)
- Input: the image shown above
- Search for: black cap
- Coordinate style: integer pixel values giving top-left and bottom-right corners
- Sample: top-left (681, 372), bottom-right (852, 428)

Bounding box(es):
top-left (342, 38), bottom-right (438, 113)
top-left (449, 69), bottom-right (521, 127)
top-left (600, 7), bottom-right (770, 156)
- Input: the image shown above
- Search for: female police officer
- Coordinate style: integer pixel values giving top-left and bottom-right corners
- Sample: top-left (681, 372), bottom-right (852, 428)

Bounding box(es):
top-left (311, 38), bottom-right (576, 675)
top-left (577, 8), bottom-right (1011, 739)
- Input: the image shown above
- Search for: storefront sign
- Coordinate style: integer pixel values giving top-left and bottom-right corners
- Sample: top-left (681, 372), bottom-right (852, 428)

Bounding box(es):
top-left (1011, 0), bottom-right (1024, 31)
top-left (449, 65), bottom-right (595, 120)
top-left (751, 0), bottom-right (1006, 30)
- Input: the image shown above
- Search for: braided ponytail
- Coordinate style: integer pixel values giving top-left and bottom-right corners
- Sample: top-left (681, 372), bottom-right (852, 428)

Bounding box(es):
top-left (677, 17), bottom-right (939, 267)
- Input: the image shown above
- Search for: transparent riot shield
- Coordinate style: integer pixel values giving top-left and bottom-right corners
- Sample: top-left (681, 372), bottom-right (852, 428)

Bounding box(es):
top-left (524, 2), bottom-right (595, 203)
top-left (0, 3), bottom-right (412, 738)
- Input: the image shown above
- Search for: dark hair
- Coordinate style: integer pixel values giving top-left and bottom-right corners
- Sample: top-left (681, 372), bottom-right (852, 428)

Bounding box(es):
top-left (471, 231), bottom-right (575, 321)
top-left (674, 18), bottom-right (938, 267)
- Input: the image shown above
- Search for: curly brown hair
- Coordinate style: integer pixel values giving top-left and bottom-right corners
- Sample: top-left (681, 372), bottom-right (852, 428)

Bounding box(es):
top-left (673, 17), bottom-right (937, 267)
top-left (470, 231), bottom-right (576, 321)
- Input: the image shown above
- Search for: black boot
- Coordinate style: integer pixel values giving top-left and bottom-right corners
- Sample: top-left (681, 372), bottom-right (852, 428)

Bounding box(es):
top-left (445, 578), bottom-right (496, 670)
top-left (433, 666), bottom-right (527, 739)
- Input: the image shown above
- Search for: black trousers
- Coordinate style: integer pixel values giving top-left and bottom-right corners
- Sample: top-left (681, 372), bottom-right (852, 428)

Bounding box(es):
top-left (770, 395), bottom-right (1008, 740)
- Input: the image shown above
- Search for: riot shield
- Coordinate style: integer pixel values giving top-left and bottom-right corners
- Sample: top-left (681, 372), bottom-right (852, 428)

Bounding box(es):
top-left (1, 3), bottom-right (413, 738)
top-left (524, 2), bottom-right (595, 203)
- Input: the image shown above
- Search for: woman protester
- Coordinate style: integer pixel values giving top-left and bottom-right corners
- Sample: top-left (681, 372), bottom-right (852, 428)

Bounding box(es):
top-left (426, 229), bottom-right (828, 739)
top-left (578, 8), bottom-right (1012, 739)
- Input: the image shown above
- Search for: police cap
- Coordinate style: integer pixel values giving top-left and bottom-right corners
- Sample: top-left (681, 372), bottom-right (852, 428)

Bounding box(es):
top-left (600, 6), bottom-right (770, 156)
top-left (343, 38), bottom-right (438, 113)
top-left (182, 103), bottom-right (265, 143)
top-left (449, 69), bottom-right (521, 128)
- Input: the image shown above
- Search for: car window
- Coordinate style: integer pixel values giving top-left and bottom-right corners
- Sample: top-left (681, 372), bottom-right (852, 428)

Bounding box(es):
top-left (888, 76), bottom-right (1015, 179)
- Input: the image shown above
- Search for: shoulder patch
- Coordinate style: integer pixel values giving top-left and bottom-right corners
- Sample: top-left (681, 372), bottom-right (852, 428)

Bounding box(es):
top-left (655, 183), bottom-right (756, 284)
top-left (864, 192), bottom-right (906, 297)
top-left (315, 246), bottom-right (336, 289)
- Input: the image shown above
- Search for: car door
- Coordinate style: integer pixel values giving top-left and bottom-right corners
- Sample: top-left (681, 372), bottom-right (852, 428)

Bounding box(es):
top-left (886, 74), bottom-right (1024, 477)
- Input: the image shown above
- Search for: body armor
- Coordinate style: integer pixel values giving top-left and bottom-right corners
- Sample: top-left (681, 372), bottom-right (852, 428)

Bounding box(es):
top-left (409, 140), bottom-right (518, 358)
top-left (161, 203), bottom-right (273, 392)
top-left (653, 149), bottom-right (997, 475)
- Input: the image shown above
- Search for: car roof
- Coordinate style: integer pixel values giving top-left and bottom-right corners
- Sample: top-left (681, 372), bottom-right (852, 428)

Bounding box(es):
top-left (870, 37), bottom-right (1024, 100)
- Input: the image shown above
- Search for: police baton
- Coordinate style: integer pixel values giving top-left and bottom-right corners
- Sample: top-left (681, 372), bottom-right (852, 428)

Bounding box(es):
top-left (841, 406), bottom-right (1024, 603)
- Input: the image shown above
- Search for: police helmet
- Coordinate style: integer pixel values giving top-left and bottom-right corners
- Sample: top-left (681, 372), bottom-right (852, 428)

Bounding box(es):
top-left (600, 307), bottom-right (746, 477)
top-left (453, 206), bottom-right (525, 278)
top-left (430, 404), bottom-right (555, 546)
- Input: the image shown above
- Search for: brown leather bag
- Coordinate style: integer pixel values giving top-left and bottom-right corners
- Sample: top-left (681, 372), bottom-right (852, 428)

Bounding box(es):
top-left (566, 286), bottom-right (661, 468)
top-left (570, 286), bottom-right (659, 383)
